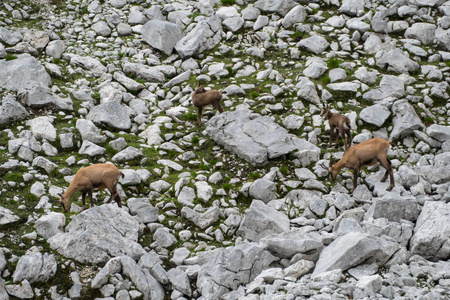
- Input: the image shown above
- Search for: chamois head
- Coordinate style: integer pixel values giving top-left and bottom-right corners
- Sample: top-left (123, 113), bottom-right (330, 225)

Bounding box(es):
top-left (194, 82), bottom-right (206, 94)
top-left (320, 104), bottom-right (330, 117)
top-left (57, 191), bottom-right (70, 212)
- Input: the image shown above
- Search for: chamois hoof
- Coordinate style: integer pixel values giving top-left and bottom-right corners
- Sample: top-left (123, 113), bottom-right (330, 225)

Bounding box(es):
top-left (386, 186), bottom-right (394, 191)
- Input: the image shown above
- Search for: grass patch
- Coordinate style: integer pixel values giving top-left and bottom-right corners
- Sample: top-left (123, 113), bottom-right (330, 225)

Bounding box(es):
top-left (220, 0), bottom-right (236, 5)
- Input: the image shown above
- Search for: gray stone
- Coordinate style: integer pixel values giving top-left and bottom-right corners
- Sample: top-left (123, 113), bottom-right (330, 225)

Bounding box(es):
top-left (206, 109), bottom-right (301, 166)
top-left (312, 232), bottom-right (399, 277)
top-left (410, 201), bottom-right (450, 261)
top-left (35, 212), bottom-right (65, 239)
top-left (69, 54), bottom-right (107, 77)
top-left (68, 271), bottom-right (82, 299)
top-left (92, 21), bottom-right (111, 37)
top-left (142, 20), bottom-right (184, 55)
top-left (13, 247), bottom-right (57, 283)
top-left (248, 178), bottom-right (277, 203)
top-left (283, 114), bottom-right (304, 130)
top-left (45, 40), bottom-right (65, 59)
top-left (181, 206), bottom-right (220, 229)
top-left (376, 48), bottom-right (420, 74)
top-left (28, 116), bottom-right (56, 142)
top-left (139, 252), bottom-right (169, 285)
top-left (303, 57), bottom-right (328, 79)
top-left (260, 229), bottom-right (323, 259)
top-left (48, 205), bottom-right (145, 264)
top-left (339, 0), bottom-right (365, 16)
top-left (296, 77), bottom-right (320, 104)
top-left (282, 5), bottom-right (307, 28)
top-left (359, 104), bottom-right (391, 127)
top-left (237, 200), bottom-right (290, 242)
top-left (76, 119), bottom-right (107, 144)
top-left (0, 206), bottom-right (19, 225)
top-left (404, 23), bottom-right (436, 45)
top-left (0, 95), bottom-right (29, 125)
top-left (426, 124), bottom-right (450, 142)
top-left (195, 181), bottom-right (213, 203)
top-left (123, 62), bottom-right (165, 83)
top-left (298, 35), bottom-right (330, 54)
top-left (112, 147), bottom-right (143, 163)
top-left (78, 140), bottom-right (106, 157)
top-left (32, 156), bottom-right (58, 174)
top-left (365, 196), bottom-right (419, 222)
top-left (167, 268), bottom-right (191, 297)
top-left (5, 280), bottom-right (34, 299)
top-left (354, 67), bottom-right (378, 85)
top-left (86, 101), bottom-right (131, 130)
top-left (0, 55), bottom-right (51, 92)
top-left (254, 0), bottom-right (298, 17)
top-left (253, 15), bottom-right (269, 31)
top-left (223, 17), bottom-right (245, 32)
top-left (153, 228), bottom-right (177, 248)
top-left (127, 198), bottom-right (158, 224)
top-left (175, 15), bottom-right (222, 59)
top-left (113, 72), bottom-right (145, 92)
top-left (329, 68), bottom-right (347, 83)
top-left (196, 242), bottom-right (277, 299)
top-left (242, 6), bottom-right (261, 20)
top-left (0, 27), bottom-right (23, 45)
top-left (163, 70), bottom-right (191, 88)
top-left (363, 75), bottom-right (405, 102)
top-left (18, 82), bottom-right (56, 108)
top-left (121, 256), bottom-right (165, 300)
top-left (390, 99), bottom-right (424, 141)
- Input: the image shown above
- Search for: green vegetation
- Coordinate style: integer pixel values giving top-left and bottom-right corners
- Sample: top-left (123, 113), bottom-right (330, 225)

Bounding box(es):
top-left (220, 0), bottom-right (236, 5)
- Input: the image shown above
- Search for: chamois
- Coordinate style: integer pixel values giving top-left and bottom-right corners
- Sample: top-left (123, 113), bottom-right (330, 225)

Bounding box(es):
top-left (320, 104), bottom-right (352, 150)
top-left (57, 163), bottom-right (124, 212)
top-left (191, 83), bottom-right (224, 126)
top-left (321, 137), bottom-right (395, 193)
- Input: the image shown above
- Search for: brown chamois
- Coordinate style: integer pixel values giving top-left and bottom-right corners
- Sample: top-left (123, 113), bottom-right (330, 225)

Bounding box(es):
top-left (321, 137), bottom-right (395, 193)
top-left (191, 83), bottom-right (225, 126)
top-left (57, 163), bottom-right (124, 212)
top-left (320, 104), bottom-right (352, 150)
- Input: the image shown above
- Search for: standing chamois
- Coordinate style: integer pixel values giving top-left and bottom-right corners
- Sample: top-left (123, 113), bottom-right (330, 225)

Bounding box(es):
top-left (191, 83), bottom-right (225, 126)
top-left (57, 163), bottom-right (124, 212)
top-left (321, 137), bottom-right (395, 193)
top-left (320, 104), bottom-right (352, 150)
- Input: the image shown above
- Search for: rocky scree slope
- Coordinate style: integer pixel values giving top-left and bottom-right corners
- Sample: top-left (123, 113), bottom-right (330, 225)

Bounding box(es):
top-left (0, 0), bottom-right (450, 299)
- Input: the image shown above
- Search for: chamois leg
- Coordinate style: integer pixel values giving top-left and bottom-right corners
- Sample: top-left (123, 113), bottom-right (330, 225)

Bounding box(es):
top-left (338, 126), bottom-right (347, 150)
top-left (197, 107), bottom-right (203, 126)
top-left (380, 158), bottom-right (395, 191)
top-left (346, 129), bottom-right (352, 149)
top-left (212, 101), bottom-right (224, 113)
top-left (106, 182), bottom-right (122, 207)
top-left (87, 189), bottom-right (94, 209)
top-left (81, 191), bottom-right (87, 211)
top-left (328, 126), bottom-right (335, 148)
top-left (351, 168), bottom-right (360, 193)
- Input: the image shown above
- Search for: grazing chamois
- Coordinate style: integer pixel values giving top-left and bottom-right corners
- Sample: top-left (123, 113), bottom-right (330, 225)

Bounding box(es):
top-left (191, 83), bottom-right (225, 126)
top-left (57, 163), bottom-right (124, 212)
top-left (320, 137), bottom-right (395, 193)
top-left (320, 104), bottom-right (352, 150)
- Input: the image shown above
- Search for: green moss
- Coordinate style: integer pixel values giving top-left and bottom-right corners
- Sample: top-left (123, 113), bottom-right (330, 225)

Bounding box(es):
top-left (220, 0), bottom-right (236, 5)
top-left (5, 54), bottom-right (18, 61)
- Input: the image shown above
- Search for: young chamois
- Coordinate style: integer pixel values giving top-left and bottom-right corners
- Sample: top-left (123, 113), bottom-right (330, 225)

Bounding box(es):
top-left (57, 163), bottom-right (124, 212)
top-left (320, 104), bottom-right (352, 150)
top-left (321, 137), bottom-right (395, 193)
top-left (191, 83), bottom-right (225, 126)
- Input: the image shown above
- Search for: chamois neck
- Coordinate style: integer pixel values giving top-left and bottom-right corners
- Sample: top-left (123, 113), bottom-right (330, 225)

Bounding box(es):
top-left (63, 182), bottom-right (80, 199)
top-left (333, 158), bottom-right (347, 171)
top-left (326, 110), bottom-right (334, 119)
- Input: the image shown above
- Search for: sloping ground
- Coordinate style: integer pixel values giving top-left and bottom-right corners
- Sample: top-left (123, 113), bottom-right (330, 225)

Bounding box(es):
top-left (0, 0), bottom-right (450, 299)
